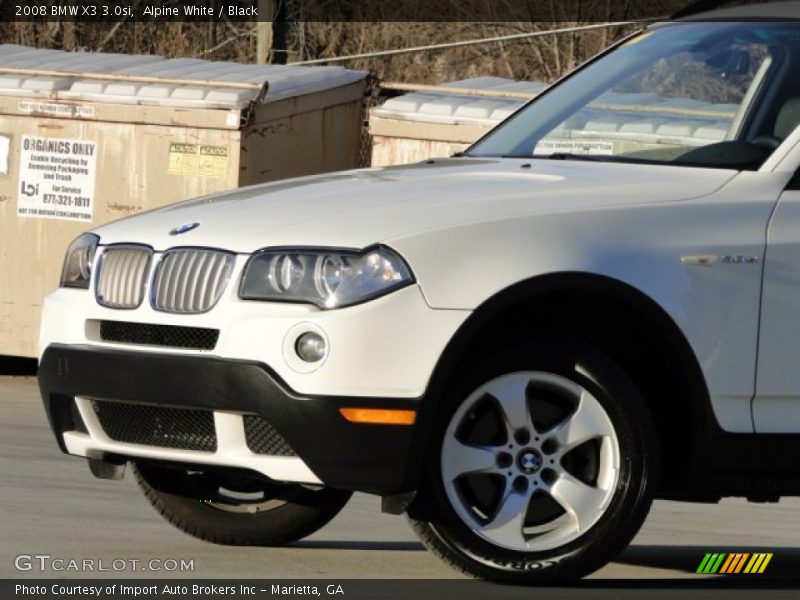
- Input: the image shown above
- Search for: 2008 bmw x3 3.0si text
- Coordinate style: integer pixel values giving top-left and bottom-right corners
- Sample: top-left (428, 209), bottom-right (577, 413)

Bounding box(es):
top-left (38, 4), bottom-right (800, 581)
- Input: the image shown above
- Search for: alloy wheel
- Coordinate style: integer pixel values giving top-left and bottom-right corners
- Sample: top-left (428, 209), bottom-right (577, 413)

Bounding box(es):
top-left (440, 371), bottom-right (620, 552)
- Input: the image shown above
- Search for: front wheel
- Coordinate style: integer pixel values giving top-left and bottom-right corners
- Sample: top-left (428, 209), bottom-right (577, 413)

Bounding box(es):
top-left (410, 341), bottom-right (656, 580)
top-left (134, 462), bottom-right (351, 546)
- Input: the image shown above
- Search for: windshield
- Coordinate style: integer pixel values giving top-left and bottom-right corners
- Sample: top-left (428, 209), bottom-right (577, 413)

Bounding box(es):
top-left (469, 22), bottom-right (800, 170)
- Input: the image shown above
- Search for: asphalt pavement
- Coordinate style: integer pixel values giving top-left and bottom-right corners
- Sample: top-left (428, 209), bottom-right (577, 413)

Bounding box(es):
top-left (3, 375), bottom-right (800, 597)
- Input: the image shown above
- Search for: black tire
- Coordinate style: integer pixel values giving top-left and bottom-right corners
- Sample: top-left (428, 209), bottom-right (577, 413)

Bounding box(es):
top-left (409, 339), bottom-right (657, 581)
top-left (133, 462), bottom-right (351, 546)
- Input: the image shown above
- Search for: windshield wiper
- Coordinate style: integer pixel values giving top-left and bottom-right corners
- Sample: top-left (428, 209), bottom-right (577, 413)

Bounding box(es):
top-left (539, 153), bottom-right (609, 161)
top-left (537, 153), bottom-right (668, 166)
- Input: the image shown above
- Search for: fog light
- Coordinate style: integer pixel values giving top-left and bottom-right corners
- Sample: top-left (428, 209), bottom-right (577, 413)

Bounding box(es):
top-left (295, 332), bottom-right (327, 362)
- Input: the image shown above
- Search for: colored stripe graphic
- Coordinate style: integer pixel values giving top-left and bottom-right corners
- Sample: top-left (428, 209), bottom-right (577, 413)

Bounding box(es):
top-left (711, 553), bottom-right (726, 574)
top-left (697, 553), bottom-right (713, 574)
top-left (700, 553), bottom-right (727, 574)
top-left (719, 554), bottom-right (735, 574)
top-left (719, 553), bottom-right (748, 574)
top-left (744, 554), bottom-right (759, 574)
top-left (699, 552), bottom-right (773, 574)
top-left (744, 553), bottom-right (774, 574)
top-left (758, 553), bottom-right (773, 573)
top-left (733, 553), bottom-right (750, 573)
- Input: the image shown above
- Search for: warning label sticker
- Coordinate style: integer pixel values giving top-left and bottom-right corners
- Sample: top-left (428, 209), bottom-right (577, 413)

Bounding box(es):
top-left (17, 136), bottom-right (97, 222)
top-left (167, 143), bottom-right (198, 175)
top-left (534, 139), bottom-right (615, 156)
top-left (168, 143), bottom-right (229, 177)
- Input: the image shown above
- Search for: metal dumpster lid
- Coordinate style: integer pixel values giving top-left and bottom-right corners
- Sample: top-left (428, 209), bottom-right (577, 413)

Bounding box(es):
top-left (0, 44), bottom-right (366, 110)
top-left (370, 75), bottom-right (738, 147)
top-left (371, 77), bottom-right (548, 126)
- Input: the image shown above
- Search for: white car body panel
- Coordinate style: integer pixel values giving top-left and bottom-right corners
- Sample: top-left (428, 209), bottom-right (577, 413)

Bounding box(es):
top-left (392, 168), bottom-right (789, 433)
top-left (90, 160), bottom-right (736, 252)
top-left (33, 14), bottom-right (800, 579)
top-left (40, 281), bottom-right (468, 399)
top-left (76, 159), bottom-right (797, 433)
top-left (755, 187), bottom-right (800, 432)
top-left (41, 272), bottom-right (467, 485)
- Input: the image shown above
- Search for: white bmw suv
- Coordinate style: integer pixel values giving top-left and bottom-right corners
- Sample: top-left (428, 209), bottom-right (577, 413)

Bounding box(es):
top-left (38, 6), bottom-right (800, 581)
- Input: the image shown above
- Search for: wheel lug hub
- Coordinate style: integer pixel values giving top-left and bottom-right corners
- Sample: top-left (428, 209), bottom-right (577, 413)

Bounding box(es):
top-left (541, 438), bottom-right (559, 455)
top-left (516, 448), bottom-right (543, 474)
top-left (496, 452), bottom-right (513, 468)
top-left (513, 475), bottom-right (529, 492)
top-left (541, 467), bottom-right (558, 484)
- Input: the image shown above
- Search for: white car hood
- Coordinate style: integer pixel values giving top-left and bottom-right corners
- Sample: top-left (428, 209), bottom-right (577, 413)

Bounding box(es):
top-left (92, 158), bottom-right (737, 252)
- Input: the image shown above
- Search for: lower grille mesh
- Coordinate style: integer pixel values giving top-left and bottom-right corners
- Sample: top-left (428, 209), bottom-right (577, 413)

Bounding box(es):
top-left (99, 320), bottom-right (219, 350)
top-left (91, 400), bottom-right (217, 452)
top-left (244, 415), bottom-right (296, 456)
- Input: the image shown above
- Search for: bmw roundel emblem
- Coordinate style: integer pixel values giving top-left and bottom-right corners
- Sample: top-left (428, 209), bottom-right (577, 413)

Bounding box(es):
top-left (169, 222), bottom-right (200, 236)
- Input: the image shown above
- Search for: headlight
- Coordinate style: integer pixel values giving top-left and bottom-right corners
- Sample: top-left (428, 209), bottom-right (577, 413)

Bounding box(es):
top-left (240, 246), bottom-right (414, 309)
top-left (60, 233), bottom-right (99, 289)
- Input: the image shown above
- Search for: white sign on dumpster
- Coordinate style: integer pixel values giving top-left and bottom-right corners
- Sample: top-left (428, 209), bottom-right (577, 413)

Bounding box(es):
top-left (16, 135), bottom-right (97, 222)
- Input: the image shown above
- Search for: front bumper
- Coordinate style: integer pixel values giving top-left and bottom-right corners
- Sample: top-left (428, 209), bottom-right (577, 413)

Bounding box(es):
top-left (40, 264), bottom-right (468, 400)
top-left (39, 344), bottom-right (426, 495)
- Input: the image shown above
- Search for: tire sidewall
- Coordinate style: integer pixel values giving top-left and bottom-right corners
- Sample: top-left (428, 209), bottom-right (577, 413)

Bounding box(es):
top-left (417, 340), bottom-right (655, 579)
top-left (133, 463), bottom-right (352, 546)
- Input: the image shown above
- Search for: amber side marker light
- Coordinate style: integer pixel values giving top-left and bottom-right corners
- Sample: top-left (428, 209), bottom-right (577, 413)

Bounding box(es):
top-left (339, 408), bottom-right (417, 425)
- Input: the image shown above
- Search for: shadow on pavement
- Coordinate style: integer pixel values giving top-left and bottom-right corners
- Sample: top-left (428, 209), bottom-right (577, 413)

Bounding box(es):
top-left (291, 540), bottom-right (425, 551)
